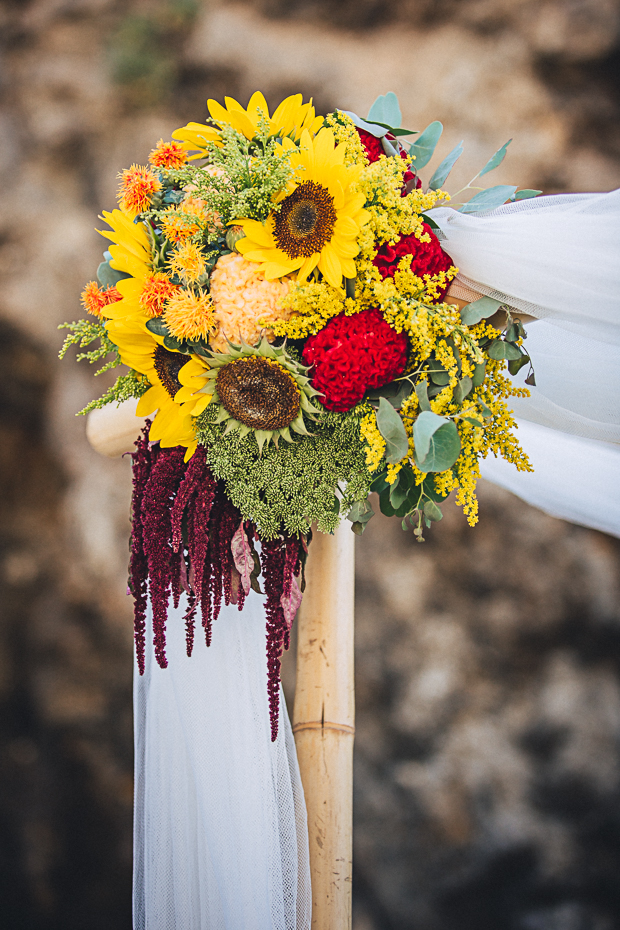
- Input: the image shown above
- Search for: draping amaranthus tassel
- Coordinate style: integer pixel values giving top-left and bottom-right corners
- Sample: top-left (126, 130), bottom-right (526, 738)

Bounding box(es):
top-left (141, 446), bottom-right (186, 668)
top-left (261, 535), bottom-right (302, 741)
top-left (170, 446), bottom-right (216, 650)
top-left (129, 422), bottom-right (153, 675)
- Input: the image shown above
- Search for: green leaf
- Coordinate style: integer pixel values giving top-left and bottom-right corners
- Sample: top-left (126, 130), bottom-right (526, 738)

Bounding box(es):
top-left (366, 379), bottom-right (412, 409)
top-left (367, 91), bottom-right (402, 128)
top-left (479, 139), bottom-right (511, 177)
top-left (512, 189), bottom-right (542, 201)
top-left (459, 185), bottom-right (517, 214)
top-left (460, 416), bottom-right (483, 428)
top-left (488, 339), bottom-right (522, 361)
top-left (415, 379), bottom-right (431, 412)
top-left (369, 470), bottom-right (389, 494)
top-left (428, 362), bottom-right (450, 386)
top-left (408, 121), bottom-right (443, 170)
top-left (423, 499), bottom-right (443, 522)
top-left (421, 213), bottom-right (440, 230)
top-left (376, 397), bottom-right (409, 464)
top-left (146, 316), bottom-right (169, 336)
top-left (163, 334), bottom-right (182, 351)
top-left (381, 136), bottom-right (399, 157)
top-left (505, 322), bottom-right (520, 342)
top-left (508, 353), bottom-right (531, 376)
top-left (453, 376), bottom-right (473, 404)
top-left (412, 410), bottom-right (449, 460)
top-left (414, 416), bottom-right (461, 473)
top-left (348, 498), bottom-right (374, 525)
top-left (422, 473), bottom-right (450, 503)
top-left (460, 296), bottom-right (502, 326)
top-left (525, 370), bottom-right (537, 386)
top-left (479, 401), bottom-right (493, 418)
top-left (389, 478), bottom-right (410, 509)
top-left (472, 361), bottom-right (486, 387)
top-left (338, 109), bottom-right (389, 138)
top-left (97, 259), bottom-right (131, 288)
top-left (429, 140), bottom-right (464, 190)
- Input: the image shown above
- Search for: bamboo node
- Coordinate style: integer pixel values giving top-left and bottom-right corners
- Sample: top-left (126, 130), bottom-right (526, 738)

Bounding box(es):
top-left (292, 720), bottom-right (355, 736)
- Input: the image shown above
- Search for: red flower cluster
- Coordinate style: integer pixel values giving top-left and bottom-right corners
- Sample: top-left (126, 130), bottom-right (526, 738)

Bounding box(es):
top-left (302, 308), bottom-right (408, 411)
top-left (373, 224), bottom-right (454, 301)
top-left (357, 128), bottom-right (421, 195)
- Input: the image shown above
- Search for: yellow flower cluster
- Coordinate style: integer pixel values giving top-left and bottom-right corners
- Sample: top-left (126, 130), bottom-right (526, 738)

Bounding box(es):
top-left (359, 410), bottom-right (386, 472)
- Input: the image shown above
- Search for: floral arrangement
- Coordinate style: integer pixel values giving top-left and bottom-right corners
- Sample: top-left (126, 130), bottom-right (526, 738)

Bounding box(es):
top-left (61, 91), bottom-right (536, 738)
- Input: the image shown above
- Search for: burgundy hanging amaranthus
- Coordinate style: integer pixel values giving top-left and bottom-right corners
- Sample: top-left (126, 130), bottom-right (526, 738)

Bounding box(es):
top-left (129, 423), bottom-right (306, 739)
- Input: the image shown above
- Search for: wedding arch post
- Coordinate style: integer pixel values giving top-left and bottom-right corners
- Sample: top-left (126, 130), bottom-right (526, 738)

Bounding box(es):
top-left (293, 522), bottom-right (355, 929)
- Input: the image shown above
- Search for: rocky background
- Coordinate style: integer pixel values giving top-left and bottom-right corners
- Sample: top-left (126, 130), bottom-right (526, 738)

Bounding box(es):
top-left (0, 0), bottom-right (619, 927)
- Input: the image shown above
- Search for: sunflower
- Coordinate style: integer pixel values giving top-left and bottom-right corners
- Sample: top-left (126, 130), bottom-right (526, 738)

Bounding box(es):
top-left (235, 129), bottom-right (369, 289)
top-left (105, 317), bottom-right (198, 458)
top-left (97, 209), bottom-right (153, 324)
top-left (180, 338), bottom-right (322, 452)
top-left (171, 92), bottom-right (323, 156)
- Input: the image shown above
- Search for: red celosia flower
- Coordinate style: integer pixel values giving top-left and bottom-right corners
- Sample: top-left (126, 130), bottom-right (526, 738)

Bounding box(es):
top-left (117, 164), bottom-right (162, 217)
top-left (81, 280), bottom-right (122, 317)
top-left (302, 308), bottom-right (409, 412)
top-left (373, 224), bottom-right (454, 301)
top-left (149, 138), bottom-right (188, 169)
top-left (140, 272), bottom-right (179, 318)
top-left (357, 128), bottom-right (421, 196)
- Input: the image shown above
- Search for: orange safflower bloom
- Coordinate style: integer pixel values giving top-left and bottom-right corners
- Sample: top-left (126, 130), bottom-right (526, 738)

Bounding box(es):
top-left (117, 164), bottom-right (162, 217)
top-left (149, 139), bottom-right (188, 169)
top-left (81, 281), bottom-right (122, 317)
top-left (140, 272), bottom-right (180, 318)
top-left (164, 289), bottom-right (215, 341)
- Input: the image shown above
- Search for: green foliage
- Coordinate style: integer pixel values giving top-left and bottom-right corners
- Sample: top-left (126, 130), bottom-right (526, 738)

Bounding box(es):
top-left (376, 397), bottom-right (409, 464)
top-left (171, 122), bottom-right (296, 225)
top-left (195, 405), bottom-right (371, 539)
top-left (78, 370), bottom-right (150, 416)
top-left (58, 319), bottom-right (120, 375)
top-left (412, 411), bottom-right (461, 473)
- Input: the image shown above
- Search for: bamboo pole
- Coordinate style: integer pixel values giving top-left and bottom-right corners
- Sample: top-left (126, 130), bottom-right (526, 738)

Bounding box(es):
top-left (293, 522), bottom-right (355, 930)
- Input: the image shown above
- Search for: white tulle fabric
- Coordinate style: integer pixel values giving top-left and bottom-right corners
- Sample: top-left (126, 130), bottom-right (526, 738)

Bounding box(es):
top-left (429, 190), bottom-right (620, 537)
top-left (133, 591), bottom-right (311, 930)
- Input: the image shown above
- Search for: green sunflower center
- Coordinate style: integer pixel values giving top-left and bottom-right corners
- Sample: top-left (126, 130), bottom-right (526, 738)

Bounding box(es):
top-left (216, 356), bottom-right (300, 430)
top-left (275, 181), bottom-right (337, 259)
top-left (153, 345), bottom-right (188, 399)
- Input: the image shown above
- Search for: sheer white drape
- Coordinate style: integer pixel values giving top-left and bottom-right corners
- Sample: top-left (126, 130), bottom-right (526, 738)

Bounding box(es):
top-left (429, 190), bottom-right (620, 537)
top-left (133, 591), bottom-right (311, 930)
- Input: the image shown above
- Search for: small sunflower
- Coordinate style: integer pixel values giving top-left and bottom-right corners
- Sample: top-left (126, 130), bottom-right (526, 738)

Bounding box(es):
top-left (104, 317), bottom-right (198, 458)
top-left (172, 92), bottom-right (323, 155)
top-left (236, 128), bottom-right (369, 289)
top-left (186, 337), bottom-right (322, 452)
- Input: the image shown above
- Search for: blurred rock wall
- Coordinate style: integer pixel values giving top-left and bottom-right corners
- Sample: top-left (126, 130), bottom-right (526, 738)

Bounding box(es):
top-left (0, 0), bottom-right (618, 927)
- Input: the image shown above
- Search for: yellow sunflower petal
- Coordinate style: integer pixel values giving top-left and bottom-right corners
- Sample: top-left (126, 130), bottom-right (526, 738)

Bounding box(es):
top-left (317, 243), bottom-right (343, 289)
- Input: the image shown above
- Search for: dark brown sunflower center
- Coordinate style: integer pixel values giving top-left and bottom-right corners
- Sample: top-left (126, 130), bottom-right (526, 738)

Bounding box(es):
top-left (153, 345), bottom-right (188, 399)
top-left (274, 181), bottom-right (337, 259)
top-left (216, 356), bottom-right (300, 430)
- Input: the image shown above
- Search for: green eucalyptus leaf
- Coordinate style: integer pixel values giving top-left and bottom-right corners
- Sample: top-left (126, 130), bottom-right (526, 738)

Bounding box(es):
top-left (429, 140), bottom-right (464, 190)
top-left (338, 109), bottom-right (389, 138)
top-left (408, 121), bottom-right (443, 170)
top-left (460, 296), bottom-right (503, 326)
top-left (525, 370), bottom-right (537, 386)
top-left (162, 189), bottom-right (185, 204)
top-left (479, 401), bottom-right (493, 418)
top-left (479, 139), bottom-right (511, 176)
top-left (428, 361), bottom-right (450, 386)
top-left (412, 410), bottom-right (449, 460)
top-left (415, 379), bottom-right (431, 412)
top-left (471, 363), bottom-right (485, 388)
top-left (366, 379), bottom-right (412, 410)
top-left (512, 189), bottom-right (543, 201)
top-left (163, 335), bottom-right (182, 351)
top-left (390, 478), bottom-right (410, 509)
top-left (376, 397), bottom-right (409, 464)
top-left (505, 323), bottom-right (520, 342)
top-left (508, 353), bottom-right (531, 376)
top-left (459, 185), bottom-right (517, 214)
top-left (97, 259), bottom-right (131, 288)
top-left (423, 499), bottom-right (443, 522)
top-left (460, 416), bottom-right (484, 427)
top-left (146, 316), bottom-right (169, 337)
top-left (414, 417), bottom-right (461, 473)
top-left (367, 91), bottom-right (402, 128)
top-left (381, 136), bottom-right (399, 157)
top-left (348, 498), bottom-right (374, 525)
top-left (453, 376), bottom-right (473, 404)
top-left (370, 470), bottom-right (388, 494)
top-left (488, 339), bottom-right (522, 361)
top-left (422, 473), bottom-right (450, 503)
top-left (351, 522), bottom-right (366, 536)
top-left (421, 213), bottom-right (440, 230)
